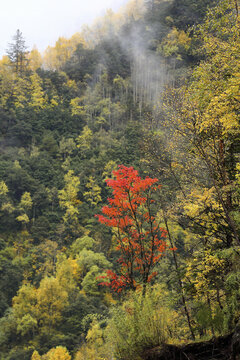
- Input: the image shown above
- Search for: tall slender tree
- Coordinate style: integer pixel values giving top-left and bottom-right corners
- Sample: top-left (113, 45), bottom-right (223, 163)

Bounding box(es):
top-left (7, 29), bottom-right (28, 74)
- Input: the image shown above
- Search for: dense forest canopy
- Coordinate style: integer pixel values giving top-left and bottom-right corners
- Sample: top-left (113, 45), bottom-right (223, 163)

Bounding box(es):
top-left (0, 0), bottom-right (239, 359)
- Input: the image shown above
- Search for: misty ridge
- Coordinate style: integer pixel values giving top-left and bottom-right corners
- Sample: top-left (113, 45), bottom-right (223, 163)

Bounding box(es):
top-left (42, 0), bottom-right (174, 113)
top-left (1, 0), bottom-right (177, 123)
top-left (84, 2), bottom-right (173, 107)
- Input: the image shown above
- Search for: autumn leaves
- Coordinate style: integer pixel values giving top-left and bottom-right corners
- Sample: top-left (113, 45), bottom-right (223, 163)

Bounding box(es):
top-left (97, 165), bottom-right (172, 293)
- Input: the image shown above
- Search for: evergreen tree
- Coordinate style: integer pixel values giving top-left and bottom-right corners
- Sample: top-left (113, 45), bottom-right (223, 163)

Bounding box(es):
top-left (7, 29), bottom-right (28, 74)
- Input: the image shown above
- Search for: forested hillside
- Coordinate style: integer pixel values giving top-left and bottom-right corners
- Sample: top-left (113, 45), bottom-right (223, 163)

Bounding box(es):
top-left (0, 0), bottom-right (239, 359)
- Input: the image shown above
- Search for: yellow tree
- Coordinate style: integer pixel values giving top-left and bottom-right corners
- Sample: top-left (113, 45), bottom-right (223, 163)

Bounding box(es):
top-left (0, 56), bottom-right (15, 109)
top-left (58, 170), bottom-right (81, 224)
top-left (83, 176), bottom-right (102, 206)
top-left (43, 35), bottom-right (85, 70)
top-left (0, 181), bottom-right (14, 214)
top-left (28, 46), bottom-right (43, 70)
top-left (42, 346), bottom-right (71, 360)
top-left (36, 277), bottom-right (68, 334)
top-left (12, 76), bottom-right (29, 111)
top-left (70, 97), bottom-right (86, 117)
top-left (55, 255), bottom-right (80, 294)
top-left (158, 0), bottom-right (240, 335)
top-left (31, 350), bottom-right (41, 360)
top-left (12, 271), bottom-right (74, 340)
top-left (123, 0), bottom-right (145, 20)
top-left (16, 191), bottom-right (33, 225)
top-left (76, 126), bottom-right (93, 156)
top-left (29, 73), bottom-right (47, 110)
top-left (12, 284), bottom-right (38, 337)
top-left (0, 181), bottom-right (8, 198)
top-left (185, 249), bottom-right (226, 336)
top-left (138, 0), bottom-right (240, 338)
top-left (164, 0), bottom-right (240, 248)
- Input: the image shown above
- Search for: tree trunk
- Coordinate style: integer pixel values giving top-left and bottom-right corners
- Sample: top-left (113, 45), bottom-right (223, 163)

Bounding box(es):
top-left (163, 215), bottom-right (195, 341)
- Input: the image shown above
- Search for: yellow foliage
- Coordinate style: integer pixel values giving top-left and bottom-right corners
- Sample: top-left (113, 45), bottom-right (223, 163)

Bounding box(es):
top-left (12, 77), bottom-right (29, 109)
top-left (29, 73), bottom-right (47, 110)
top-left (28, 47), bottom-right (43, 70)
top-left (42, 346), bottom-right (71, 360)
top-left (14, 160), bottom-right (21, 169)
top-left (58, 170), bottom-right (81, 223)
top-left (182, 187), bottom-right (226, 236)
top-left (66, 79), bottom-right (78, 91)
top-left (162, 1), bottom-right (240, 249)
top-left (185, 249), bottom-right (226, 298)
top-left (236, 163), bottom-right (240, 185)
top-left (83, 176), bottom-right (102, 206)
top-left (74, 327), bottom-right (108, 360)
top-left (123, 0), bottom-right (144, 20)
top-left (87, 323), bottom-right (104, 347)
top-left (43, 35), bottom-right (85, 70)
top-left (16, 192), bottom-right (32, 225)
top-left (16, 214), bottom-right (30, 224)
top-left (80, 0), bottom-right (143, 47)
top-left (31, 350), bottom-right (41, 360)
top-left (50, 96), bottom-right (59, 107)
top-left (1, 202), bottom-right (15, 213)
top-left (189, 9), bottom-right (240, 137)
top-left (74, 346), bottom-right (101, 360)
top-left (158, 27), bottom-right (191, 59)
top-left (102, 161), bottom-right (117, 181)
top-left (0, 55), bottom-right (11, 67)
top-left (56, 256), bottom-right (80, 293)
top-left (103, 292), bottom-right (117, 306)
top-left (19, 192), bottom-right (33, 211)
top-left (32, 240), bottom-right (59, 278)
top-left (13, 283), bottom-right (38, 321)
top-left (70, 97), bottom-right (86, 116)
top-left (36, 277), bottom-right (68, 328)
top-left (13, 269), bottom-right (73, 336)
top-left (0, 181), bottom-right (8, 196)
top-left (0, 56), bottom-right (15, 108)
top-left (76, 126), bottom-right (93, 152)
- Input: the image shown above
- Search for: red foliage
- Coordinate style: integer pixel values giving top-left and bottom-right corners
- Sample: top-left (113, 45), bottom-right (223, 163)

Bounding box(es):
top-left (96, 165), bottom-right (171, 292)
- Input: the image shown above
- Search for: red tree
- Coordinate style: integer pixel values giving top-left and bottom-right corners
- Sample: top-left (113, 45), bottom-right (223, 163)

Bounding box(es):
top-left (96, 165), bottom-right (171, 293)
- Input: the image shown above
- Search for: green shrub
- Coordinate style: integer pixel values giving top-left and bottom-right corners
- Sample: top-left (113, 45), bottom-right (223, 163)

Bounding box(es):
top-left (107, 286), bottom-right (178, 360)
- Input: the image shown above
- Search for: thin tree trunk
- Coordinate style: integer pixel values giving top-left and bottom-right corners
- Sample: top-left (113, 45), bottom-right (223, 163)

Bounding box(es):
top-left (235, 0), bottom-right (239, 19)
top-left (163, 215), bottom-right (195, 340)
top-left (207, 293), bottom-right (215, 337)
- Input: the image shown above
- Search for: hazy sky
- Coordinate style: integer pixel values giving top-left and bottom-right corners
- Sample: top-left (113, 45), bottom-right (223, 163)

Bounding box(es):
top-left (0, 0), bottom-right (129, 57)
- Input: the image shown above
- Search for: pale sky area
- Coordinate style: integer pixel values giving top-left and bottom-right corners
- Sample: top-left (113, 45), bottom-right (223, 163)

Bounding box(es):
top-left (0, 0), bottom-right (129, 57)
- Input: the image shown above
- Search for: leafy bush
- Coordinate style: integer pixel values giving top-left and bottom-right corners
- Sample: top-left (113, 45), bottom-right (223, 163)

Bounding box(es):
top-left (107, 286), bottom-right (179, 360)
